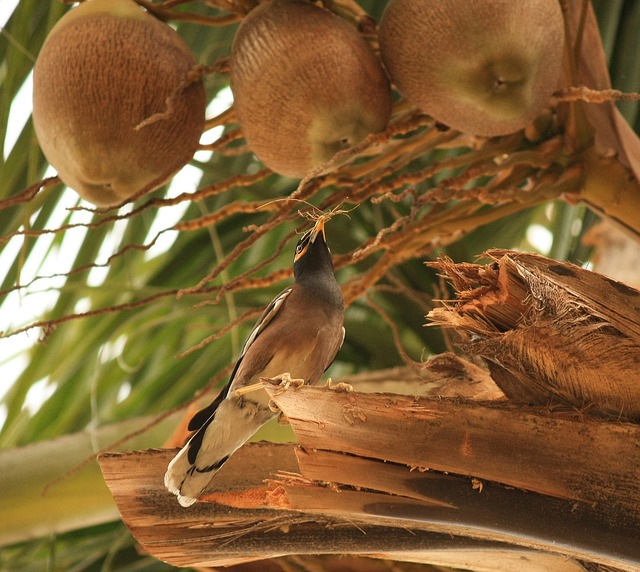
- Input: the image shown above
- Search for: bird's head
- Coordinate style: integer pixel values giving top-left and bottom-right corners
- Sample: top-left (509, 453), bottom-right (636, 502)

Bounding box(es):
top-left (293, 216), bottom-right (334, 280)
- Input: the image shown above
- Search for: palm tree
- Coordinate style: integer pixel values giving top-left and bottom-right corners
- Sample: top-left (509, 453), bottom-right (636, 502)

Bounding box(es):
top-left (1, 0), bottom-right (639, 570)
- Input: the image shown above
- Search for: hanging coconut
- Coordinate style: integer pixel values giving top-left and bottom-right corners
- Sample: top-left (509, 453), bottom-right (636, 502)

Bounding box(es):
top-left (33, 0), bottom-right (206, 206)
top-left (378, 0), bottom-right (565, 136)
top-left (231, 0), bottom-right (392, 178)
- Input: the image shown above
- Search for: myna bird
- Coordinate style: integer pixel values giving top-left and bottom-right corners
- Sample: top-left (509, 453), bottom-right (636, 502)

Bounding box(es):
top-left (165, 216), bottom-right (345, 507)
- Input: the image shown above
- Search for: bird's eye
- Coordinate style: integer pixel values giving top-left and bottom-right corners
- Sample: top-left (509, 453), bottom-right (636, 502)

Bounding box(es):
top-left (296, 244), bottom-right (304, 254)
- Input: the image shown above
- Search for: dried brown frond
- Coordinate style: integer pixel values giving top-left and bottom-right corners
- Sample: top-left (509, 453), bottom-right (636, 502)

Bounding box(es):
top-left (554, 85), bottom-right (640, 103)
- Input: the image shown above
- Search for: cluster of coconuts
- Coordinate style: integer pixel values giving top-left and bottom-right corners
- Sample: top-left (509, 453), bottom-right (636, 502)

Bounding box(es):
top-left (377, 0), bottom-right (565, 137)
top-left (33, 0), bottom-right (565, 205)
top-left (33, 0), bottom-right (206, 207)
top-left (229, 0), bottom-right (564, 173)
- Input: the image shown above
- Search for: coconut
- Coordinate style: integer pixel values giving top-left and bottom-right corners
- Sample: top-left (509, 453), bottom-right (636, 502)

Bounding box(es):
top-left (32, 0), bottom-right (206, 206)
top-left (378, 0), bottom-right (564, 136)
top-left (230, 0), bottom-right (392, 178)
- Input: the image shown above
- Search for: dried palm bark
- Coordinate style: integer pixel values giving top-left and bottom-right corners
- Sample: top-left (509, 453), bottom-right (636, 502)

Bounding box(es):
top-left (428, 250), bottom-right (640, 419)
top-left (99, 380), bottom-right (640, 571)
top-left (100, 444), bottom-right (621, 572)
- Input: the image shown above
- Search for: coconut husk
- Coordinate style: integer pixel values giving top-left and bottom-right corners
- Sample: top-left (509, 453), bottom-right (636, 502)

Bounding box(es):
top-left (428, 249), bottom-right (640, 419)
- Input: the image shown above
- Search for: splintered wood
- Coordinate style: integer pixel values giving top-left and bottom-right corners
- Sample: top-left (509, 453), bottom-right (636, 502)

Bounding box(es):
top-left (428, 249), bottom-right (640, 420)
top-left (99, 384), bottom-right (640, 571)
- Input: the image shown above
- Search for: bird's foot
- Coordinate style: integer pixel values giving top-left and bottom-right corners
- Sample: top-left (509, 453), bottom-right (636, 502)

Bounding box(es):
top-left (261, 372), bottom-right (305, 395)
top-left (260, 373), bottom-right (305, 413)
top-left (325, 378), bottom-right (353, 393)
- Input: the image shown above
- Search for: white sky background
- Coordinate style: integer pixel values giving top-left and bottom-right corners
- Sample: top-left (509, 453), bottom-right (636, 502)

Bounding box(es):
top-left (0, 0), bottom-right (34, 423)
top-left (0, 0), bottom-right (234, 428)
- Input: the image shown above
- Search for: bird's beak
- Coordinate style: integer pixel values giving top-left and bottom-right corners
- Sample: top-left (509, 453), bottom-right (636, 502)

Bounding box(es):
top-left (309, 217), bottom-right (327, 243)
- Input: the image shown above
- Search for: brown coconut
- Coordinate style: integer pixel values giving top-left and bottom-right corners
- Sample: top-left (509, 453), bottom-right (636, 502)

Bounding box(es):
top-left (378, 0), bottom-right (565, 136)
top-left (32, 0), bottom-right (206, 206)
top-left (231, 0), bottom-right (392, 178)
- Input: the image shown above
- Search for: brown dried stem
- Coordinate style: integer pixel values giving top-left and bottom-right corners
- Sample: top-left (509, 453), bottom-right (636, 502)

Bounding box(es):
top-left (555, 85), bottom-right (640, 103)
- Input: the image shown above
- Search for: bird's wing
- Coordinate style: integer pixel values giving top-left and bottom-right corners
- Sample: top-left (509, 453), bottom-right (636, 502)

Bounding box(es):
top-left (187, 287), bottom-right (293, 432)
top-left (324, 325), bottom-right (345, 373)
top-left (238, 287), bottom-right (293, 359)
top-left (318, 324), bottom-right (345, 377)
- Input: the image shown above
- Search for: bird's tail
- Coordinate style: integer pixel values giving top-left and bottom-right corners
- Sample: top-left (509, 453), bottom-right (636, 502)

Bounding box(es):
top-left (164, 397), bottom-right (274, 507)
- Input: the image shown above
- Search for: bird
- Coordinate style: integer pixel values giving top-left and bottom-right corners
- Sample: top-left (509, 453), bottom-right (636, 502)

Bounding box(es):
top-left (164, 216), bottom-right (345, 507)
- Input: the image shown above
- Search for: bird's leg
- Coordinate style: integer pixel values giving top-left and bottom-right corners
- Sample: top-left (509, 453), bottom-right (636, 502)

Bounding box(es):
top-left (324, 377), bottom-right (353, 393)
top-left (234, 382), bottom-right (264, 397)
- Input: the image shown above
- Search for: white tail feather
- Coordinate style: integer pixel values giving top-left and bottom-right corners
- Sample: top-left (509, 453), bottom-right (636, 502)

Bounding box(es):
top-left (164, 397), bottom-right (274, 507)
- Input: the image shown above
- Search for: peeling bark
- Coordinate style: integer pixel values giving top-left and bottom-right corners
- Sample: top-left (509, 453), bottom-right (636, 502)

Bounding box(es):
top-left (99, 442), bottom-right (634, 571)
top-left (428, 250), bottom-right (640, 419)
top-left (100, 381), bottom-right (640, 571)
